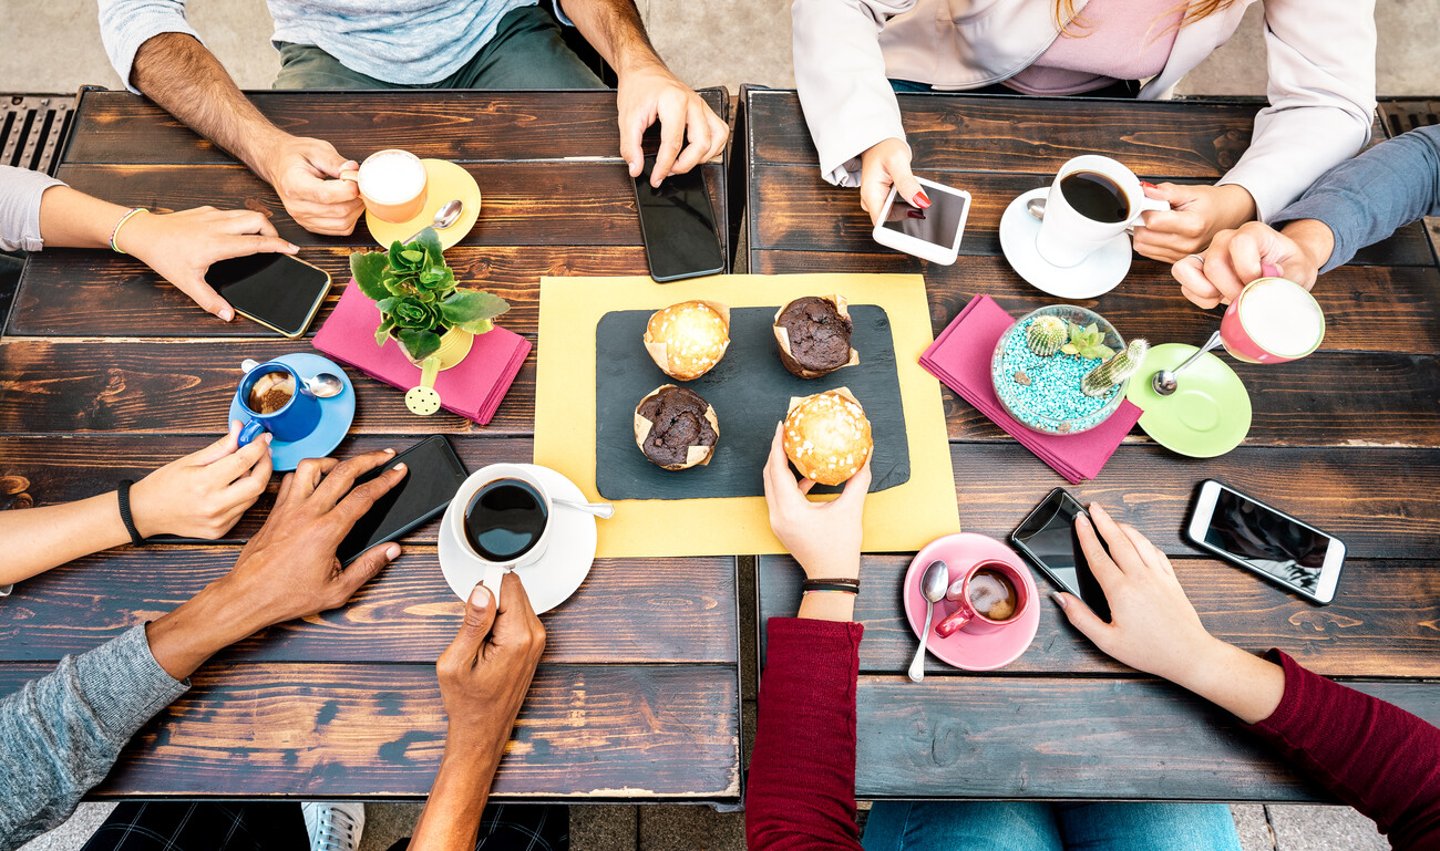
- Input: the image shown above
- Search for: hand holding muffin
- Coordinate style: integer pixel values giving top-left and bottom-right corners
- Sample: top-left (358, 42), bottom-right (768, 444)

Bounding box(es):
top-left (783, 388), bottom-right (874, 486)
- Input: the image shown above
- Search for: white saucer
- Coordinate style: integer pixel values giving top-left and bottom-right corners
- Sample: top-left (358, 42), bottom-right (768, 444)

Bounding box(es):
top-left (438, 464), bottom-right (597, 615)
top-left (999, 188), bottom-right (1132, 299)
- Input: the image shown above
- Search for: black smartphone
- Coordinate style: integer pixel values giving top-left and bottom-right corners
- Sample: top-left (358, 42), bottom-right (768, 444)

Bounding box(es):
top-left (204, 253), bottom-right (332, 338)
top-left (336, 435), bottom-right (469, 566)
top-left (1186, 479), bottom-right (1345, 605)
top-left (1011, 487), bottom-right (1112, 622)
top-left (633, 154), bottom-right (725, 283)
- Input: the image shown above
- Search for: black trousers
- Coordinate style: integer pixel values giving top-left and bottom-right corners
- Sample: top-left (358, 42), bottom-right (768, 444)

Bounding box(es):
top-left (80, 801), bottom-right (568, 851)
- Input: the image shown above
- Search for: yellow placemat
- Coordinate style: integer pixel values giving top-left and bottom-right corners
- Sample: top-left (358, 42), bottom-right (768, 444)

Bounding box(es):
top-left (535, 274), bottom-right (960, 558)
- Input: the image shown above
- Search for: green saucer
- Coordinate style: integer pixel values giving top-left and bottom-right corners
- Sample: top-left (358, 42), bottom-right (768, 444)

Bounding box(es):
top-left (1127, 343), bottom-right (1251, 458)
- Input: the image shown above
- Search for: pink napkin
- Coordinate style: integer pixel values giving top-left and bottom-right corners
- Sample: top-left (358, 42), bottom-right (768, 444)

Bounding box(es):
top-left (920, 295), bottom-right (1141, 483)
top-left (313, 280), bottom-right (531, 425)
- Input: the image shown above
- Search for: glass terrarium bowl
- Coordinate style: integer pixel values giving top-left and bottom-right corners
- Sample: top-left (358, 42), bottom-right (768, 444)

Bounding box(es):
top-left (990, 304), bottom-right (1128, 436)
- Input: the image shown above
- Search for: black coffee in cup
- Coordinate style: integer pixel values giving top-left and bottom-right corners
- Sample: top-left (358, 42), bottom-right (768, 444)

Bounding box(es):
top-left (968, 567), bottom-right (1019, 621)
top-left (1059, 171), bottom-right (1130, 223)
top-left (463, 478), bottom-right (548, 561)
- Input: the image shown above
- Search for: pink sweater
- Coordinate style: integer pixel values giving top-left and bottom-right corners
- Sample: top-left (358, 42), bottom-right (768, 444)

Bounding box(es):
top-left (1006, 0), bottom-right (1186, 95)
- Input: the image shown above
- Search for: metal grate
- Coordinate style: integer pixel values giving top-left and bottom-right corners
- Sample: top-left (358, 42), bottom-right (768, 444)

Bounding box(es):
top-left (1377, 98), bottom-right (1440, 138)
top-left (1, 94), bottom-right (75, 176)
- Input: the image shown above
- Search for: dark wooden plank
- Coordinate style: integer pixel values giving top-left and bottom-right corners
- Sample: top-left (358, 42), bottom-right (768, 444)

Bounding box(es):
top-left (0, 662), bottom-right (740, 799)
top-left (759, 555), bottom-right (1440, 678)
top-left (4, 437), bottom-right (1437, 559)
top-left (748, 90), bottom-right (1256, 176)
top-left (5, 330), bottom-right (1435, 450)
top-left (49, 161), bottom-right (722, 249)
top-left (748, 163), bottom-right (1433, 267)
top-left (750, 251), bottom-right (1440, 358)
top-left (849, 674), bottom-right (1440, 801)
top-left (10, 245), bottom-right (647, 338)
top-left (0, 545), bottom-right (737, 666)
top-left (64, 89), bottom-right (729, 166)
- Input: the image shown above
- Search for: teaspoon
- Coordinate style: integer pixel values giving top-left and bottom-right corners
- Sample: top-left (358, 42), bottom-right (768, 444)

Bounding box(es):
top-left (1150, 330), bottom-right (1223, 397)
top-left (404, 199), bottom-right (464, 243)
top-left (909, 560), bottom-right (951, 683)
top-left (552, 497), bottom-right (614, 520)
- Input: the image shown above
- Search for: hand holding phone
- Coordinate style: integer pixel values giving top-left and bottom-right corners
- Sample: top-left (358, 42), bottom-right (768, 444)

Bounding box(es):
top-left (1011, 487), bottom-right (1112, 621)
top-left (335, 436), bottom-right (469, 565)
top-left (633, 155), bottom-right (725, 283)
top-left (205, 252), bottom-right (332, 338)
top-left (871, 176), bottom-right (971, 266)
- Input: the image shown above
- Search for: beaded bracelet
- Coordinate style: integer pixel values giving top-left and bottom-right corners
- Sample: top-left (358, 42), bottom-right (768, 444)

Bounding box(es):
top-left (116, 479), bottom-right (147, 546)
top-left (802, 577), bottom-right (860, 595)
top-left (108, 207), bottom-right (147, 255)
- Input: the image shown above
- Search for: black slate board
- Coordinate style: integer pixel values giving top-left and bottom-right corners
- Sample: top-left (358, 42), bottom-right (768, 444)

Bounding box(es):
top-left (595, 305), bottom-right (911, 501)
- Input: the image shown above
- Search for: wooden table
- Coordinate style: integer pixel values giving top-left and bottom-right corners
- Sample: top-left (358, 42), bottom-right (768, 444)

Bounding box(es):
top-left (0, 89), bottom-right (741, 803)
top-left (746, 88), bottom-right (1440, 802)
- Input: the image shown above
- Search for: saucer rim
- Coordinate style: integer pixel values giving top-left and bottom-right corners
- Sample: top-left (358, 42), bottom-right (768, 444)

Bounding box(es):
top-left (999, 187), bottom-right (1132, 300)
top-left (226, 352), bottom-right (355, 473)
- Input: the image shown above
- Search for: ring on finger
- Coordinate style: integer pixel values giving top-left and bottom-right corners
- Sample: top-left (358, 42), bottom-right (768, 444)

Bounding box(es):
top-left (1186, 253), bottom-right (1205, 266)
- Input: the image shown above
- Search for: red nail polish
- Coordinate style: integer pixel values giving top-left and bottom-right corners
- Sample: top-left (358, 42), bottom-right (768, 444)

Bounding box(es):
top-left (1140, 181), bottom-right (1157, 189)
top-left (913, 190), bottom-right (931, 209)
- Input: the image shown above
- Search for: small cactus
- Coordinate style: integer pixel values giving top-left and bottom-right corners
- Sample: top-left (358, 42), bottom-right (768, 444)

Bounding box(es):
top-left (1061, 322), bottom-right (1116, 361)
top-left (1026, 315), bottom-right (1068, 356)
top-left (1082, 339), bottom-right (1150, 397)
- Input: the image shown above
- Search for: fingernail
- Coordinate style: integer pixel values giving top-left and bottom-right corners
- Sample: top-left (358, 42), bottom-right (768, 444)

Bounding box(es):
top-left (1050, 591), bottom-right (1068, 609)
top-left (385, 544), bottom-right (401, 560)
top-left (384, 448), bottom-right (396, 455)
top-left (393, 462), bottom-right (407, 472)
top-left (263, 433), bottom-right (274, 444)
top-left (219, 308), bottom-right (234, 322)
top-left (286, 243), bottom-right (299, 253)
top-left (1140, 181), bottom-right (1157, 189)
top-left (913, 190), bottom-right (931, 209)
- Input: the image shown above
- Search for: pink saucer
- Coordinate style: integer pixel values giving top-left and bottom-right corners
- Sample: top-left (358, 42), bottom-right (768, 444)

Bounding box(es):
top-left (903, 533), bottom-right (1040, 672)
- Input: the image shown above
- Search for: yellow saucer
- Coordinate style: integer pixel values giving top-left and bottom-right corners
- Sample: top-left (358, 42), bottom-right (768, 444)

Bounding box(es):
top-left (364, 159), bottom-right (481, 250)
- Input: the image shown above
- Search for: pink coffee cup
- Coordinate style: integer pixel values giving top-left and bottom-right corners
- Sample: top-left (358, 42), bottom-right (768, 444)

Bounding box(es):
top-left (1219, 276), bottom-right (1326, 365)
top-left (934, 559), bottom-right (1031, 637)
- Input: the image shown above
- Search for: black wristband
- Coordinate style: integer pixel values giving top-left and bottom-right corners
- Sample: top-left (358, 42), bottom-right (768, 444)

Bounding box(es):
top-left (802, 577), bottom-right (860, 595)
top-left (116, 479), bottom-right (146, 546)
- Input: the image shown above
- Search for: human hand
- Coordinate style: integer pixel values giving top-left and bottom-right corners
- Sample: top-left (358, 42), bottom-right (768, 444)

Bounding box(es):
top-left (117, 207), bottom-right (299, 321)
top-left (859, 137), bottom-right (927, 227)
top-left (1132, 182), bottom-right (1257, 263)
top-left (1172, 220), bottom-right (1330, 309)
top-left (130, 420), bottom-right (273, 539)
top-left (761, 422), bottom-right (871, 580)
top-left (255, 133), bottom-right (363, 236)
top-left (617, 62), bottom-right (729, 187)
top-left (436, 573), bottom-right (545, 754)
top-left (208, 449), bottom-right (407, 630)
top-left (1051, 504), bottom-right (1222, 683)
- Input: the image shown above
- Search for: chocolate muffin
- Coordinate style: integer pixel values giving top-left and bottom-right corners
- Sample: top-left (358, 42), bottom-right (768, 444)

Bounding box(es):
top-left (773, 295), bottom-right (859, 379)
top-left (634, 384), bottom-right (720, 471)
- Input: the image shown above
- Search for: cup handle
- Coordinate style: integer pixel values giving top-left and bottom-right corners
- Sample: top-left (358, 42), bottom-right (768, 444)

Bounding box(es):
top-left (475, 564), bottom-right (508, 609)
top-left (237, 418), bottom-right (267, 447)
top-left (934, 606), bottom-right (973, 638)
top-left (1129, 194), bottom-right (1171, 226)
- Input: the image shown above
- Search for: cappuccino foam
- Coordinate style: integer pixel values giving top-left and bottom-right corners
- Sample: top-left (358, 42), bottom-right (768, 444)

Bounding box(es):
top-left (358, 152), bottom-right (426, 206)
top-left (1238, 279), bottom-right (1324, 357)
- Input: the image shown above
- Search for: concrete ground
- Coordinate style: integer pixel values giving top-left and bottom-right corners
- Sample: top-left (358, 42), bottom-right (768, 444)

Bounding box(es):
top-left (7, 1), bottom-right (1434, 849)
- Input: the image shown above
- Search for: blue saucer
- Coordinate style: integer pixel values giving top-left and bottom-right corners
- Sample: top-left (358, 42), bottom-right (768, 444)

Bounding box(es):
top-left (228, 352), bottom-right (356, 472)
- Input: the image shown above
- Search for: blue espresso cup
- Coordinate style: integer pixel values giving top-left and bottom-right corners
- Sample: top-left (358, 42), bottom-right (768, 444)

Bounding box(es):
top-left (235, 361), bottom-right (322, 446)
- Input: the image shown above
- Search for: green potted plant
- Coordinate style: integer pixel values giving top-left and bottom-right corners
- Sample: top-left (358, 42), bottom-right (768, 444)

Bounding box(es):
top-left (349, 227), bottom-right (509, 368)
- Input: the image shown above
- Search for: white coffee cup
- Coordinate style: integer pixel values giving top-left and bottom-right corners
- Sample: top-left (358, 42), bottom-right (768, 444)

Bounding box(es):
top-left (339, 149), bottom-right (428, 224)
top-left (1035, 155), bottom-right (1169, 268)
top-left (445, 464), bottom-right (554, 607)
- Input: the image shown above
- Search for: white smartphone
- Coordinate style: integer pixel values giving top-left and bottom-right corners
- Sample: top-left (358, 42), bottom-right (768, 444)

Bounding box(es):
top-left (871, 177), bottom-right (971, 266)
top-left (1185, 479), bottom-right (1345, 605)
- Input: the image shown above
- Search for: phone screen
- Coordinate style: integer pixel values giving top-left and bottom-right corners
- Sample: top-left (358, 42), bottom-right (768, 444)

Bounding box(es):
top-left (335, 436), bottom-right (469, 566)
top-left (1012, 488), bottom-right (1111, 621)
top-left (205, 253), bottom-right (331, 337)
top-left (1202, 486), bottom-right (1332, 595)
top-left (634, 155), bottom-right (725, 282)
top-left (881, 187), bottom-right (969, 247)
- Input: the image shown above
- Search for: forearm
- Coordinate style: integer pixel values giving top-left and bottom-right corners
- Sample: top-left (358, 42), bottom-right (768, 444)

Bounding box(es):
top-left (36, 186), bottom-right (135, 251)
top-left (1277, 219), bottom-right (1338, 276)
top-left (0, 626), bottom-right (186, 849)
top-left (130, 33), bottom-right (287, 181)
top-left (561, 0), bottom-right (664, 73)
top-left (409, 734), bottom-right (504, 851)
top-left (1271, 126), bottom-right (1440, 272)
top-left (1167, 639), bottom-right (1286, 726)
top-left (0, 493), bottom-right (132, 586)
top-left (143, 577), bottom-right (272, 680)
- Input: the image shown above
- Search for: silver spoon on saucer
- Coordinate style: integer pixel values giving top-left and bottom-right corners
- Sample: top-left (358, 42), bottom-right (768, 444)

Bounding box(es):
top-left (403, 199), bottom-right (464, 243)
top-left (239, 359), bottom-right (344, 399)
top-left (1150, 330), bottom-right (1223, 397)
top-left (552, 497), bottom-right (614, 520)
top-left (909, 560), bottom-right (950, 683)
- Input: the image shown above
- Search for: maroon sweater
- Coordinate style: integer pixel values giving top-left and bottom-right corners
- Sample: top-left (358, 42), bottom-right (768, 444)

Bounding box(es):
top-left (747, 618), bottom-right (1440, 850)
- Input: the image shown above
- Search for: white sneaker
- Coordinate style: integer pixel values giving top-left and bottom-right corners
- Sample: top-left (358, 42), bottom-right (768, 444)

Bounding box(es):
top-left (302, 801), bottom-right (365, 851)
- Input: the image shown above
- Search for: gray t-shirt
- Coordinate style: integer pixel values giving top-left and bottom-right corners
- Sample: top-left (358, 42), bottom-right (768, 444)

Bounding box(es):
top-left (0, 166), bottom-right (63, 253)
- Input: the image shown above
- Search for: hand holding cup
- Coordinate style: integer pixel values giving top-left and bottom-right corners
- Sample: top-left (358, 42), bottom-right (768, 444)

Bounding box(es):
top-left (129, 420), bottom-right (273, 539)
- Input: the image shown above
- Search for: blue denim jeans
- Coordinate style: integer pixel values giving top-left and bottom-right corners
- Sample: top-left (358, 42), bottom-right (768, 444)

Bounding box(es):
top-left (862, 801), bottom-right (1242, 851)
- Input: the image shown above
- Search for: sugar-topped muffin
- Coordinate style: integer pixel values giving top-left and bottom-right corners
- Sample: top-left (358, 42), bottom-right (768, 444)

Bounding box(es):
top-left (643, 301), bottom-right (730, 381)
top-left (783, 388), bottom-right (873, 486)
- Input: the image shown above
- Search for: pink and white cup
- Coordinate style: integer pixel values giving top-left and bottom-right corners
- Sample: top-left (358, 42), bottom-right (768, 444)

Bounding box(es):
top-left (934, 559), bottom-right (1031, 637)
top-left (1220, 276), bottom-right (1326, 365)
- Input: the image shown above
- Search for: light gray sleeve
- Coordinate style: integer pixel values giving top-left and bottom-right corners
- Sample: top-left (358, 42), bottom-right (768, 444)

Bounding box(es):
top-left (0, 625), bottom-right (188, 851)
top-left (792, 0), bottom-right (915, 187)
top-left (0, 166), bottom-right (65, 253)
top-left (97, 0), bottom-right (202, 94)
top-left (1272, 126), bottom-right (1440, 274)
